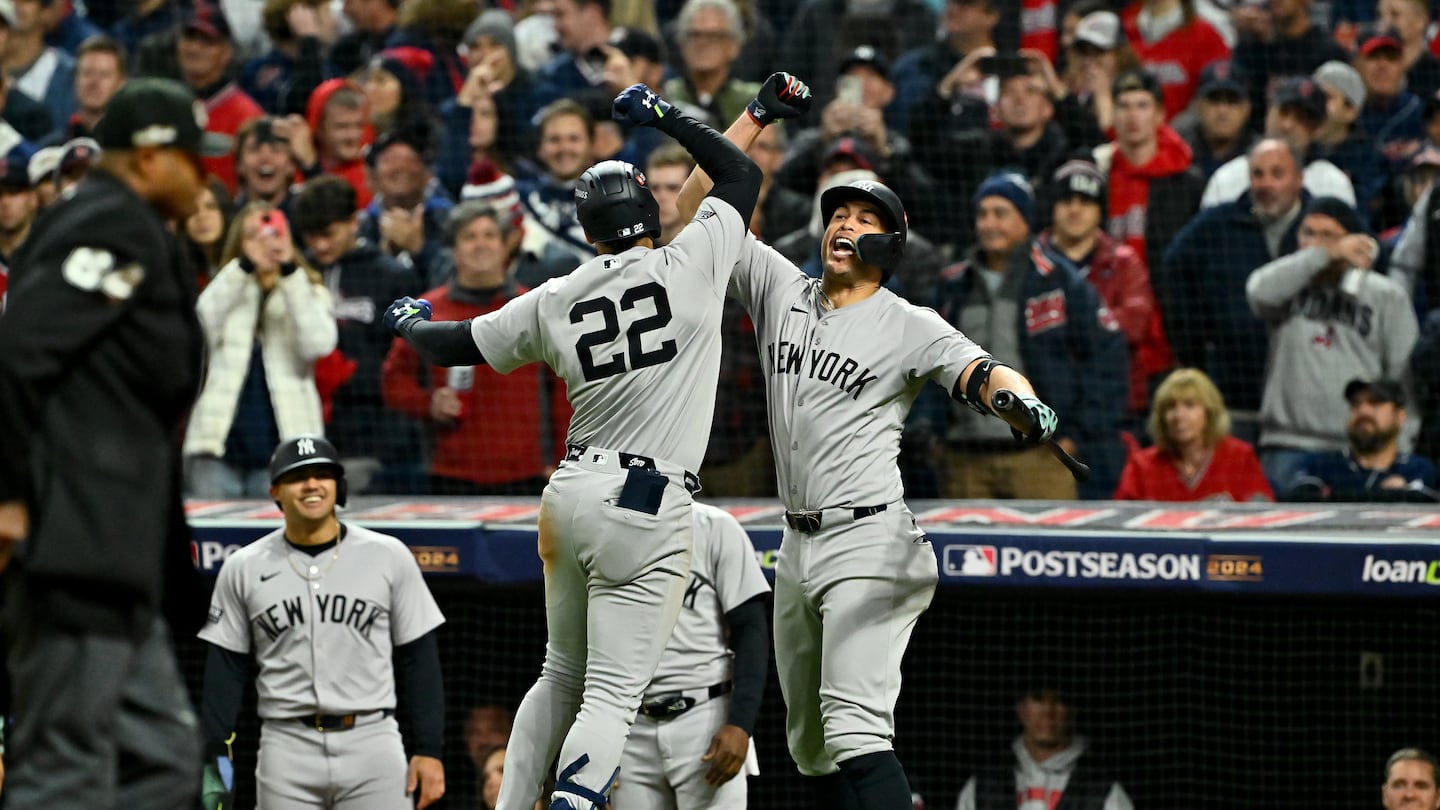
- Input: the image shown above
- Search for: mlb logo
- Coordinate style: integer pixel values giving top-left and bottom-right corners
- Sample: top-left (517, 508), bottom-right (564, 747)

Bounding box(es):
top-left (944, 544), bottom-right (998, 577)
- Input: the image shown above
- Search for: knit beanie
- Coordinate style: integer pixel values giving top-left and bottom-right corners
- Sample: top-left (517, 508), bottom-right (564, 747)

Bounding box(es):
top-left (974, 171), bottom-right (1036, 228)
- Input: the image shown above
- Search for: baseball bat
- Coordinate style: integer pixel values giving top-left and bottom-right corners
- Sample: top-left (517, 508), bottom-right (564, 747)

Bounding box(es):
top-left (990, 389), bottom-right (1091, 483)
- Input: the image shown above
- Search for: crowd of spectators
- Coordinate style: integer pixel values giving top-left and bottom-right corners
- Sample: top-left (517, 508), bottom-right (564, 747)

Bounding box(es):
top-left (0, 0), bottom-right (1437, 502)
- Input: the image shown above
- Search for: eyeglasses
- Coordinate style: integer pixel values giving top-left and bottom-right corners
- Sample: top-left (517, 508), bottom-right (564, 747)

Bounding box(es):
top-left (683, 29), bottom-right (735, 43)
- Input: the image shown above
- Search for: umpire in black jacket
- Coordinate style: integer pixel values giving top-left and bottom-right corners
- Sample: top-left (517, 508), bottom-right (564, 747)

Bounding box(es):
top-left (0, 78), bottom-right (228, 807)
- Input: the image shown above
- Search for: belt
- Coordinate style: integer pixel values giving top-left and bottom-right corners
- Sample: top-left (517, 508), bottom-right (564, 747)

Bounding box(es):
top-left (785, 504), bottom-right (888, 534)
top-left (565, 442), bottom-right (701, 493)
top-left (638, 681), bottom-right (733, 722)
top-left (290, 710), bottom-right (392, 732)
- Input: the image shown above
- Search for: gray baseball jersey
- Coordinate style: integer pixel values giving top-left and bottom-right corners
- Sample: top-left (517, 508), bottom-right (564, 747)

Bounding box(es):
top-left (469, 196), bottom-right (749, 473)
top-left (727, 237), bottom-right (987, 510)
top-left (198, 524), bottom-right (445, 718)
top-left (647, 502), bottom-right (770, 694)
top-left (616, 502), bottom-right (767, 810)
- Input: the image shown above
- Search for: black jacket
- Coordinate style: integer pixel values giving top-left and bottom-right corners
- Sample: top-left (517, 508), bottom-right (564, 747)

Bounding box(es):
top-left (970, 755), bottom-right (1119, 810)
top-left (0, 170), bottom-right (204, 636)
top-left (312, 241), bottom-right (425, 460)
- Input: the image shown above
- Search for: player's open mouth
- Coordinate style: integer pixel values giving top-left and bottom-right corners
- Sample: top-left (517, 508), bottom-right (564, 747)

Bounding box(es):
top-left (256, 166), bottom-right (278, 178)
top-left (831, 237), bottom-right (855, 259)
top-left (301, 495), bottom-right (325, 505)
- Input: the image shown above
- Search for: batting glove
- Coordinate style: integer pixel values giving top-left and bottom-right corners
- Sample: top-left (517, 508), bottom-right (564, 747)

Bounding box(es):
top-left (747, 72), bottom-right (814, 126)
top-left (1011, 394), bottom-right (1059, 445)
top-left (201, 743), bottom-right (235, 810)
top-left (613, 84), bottom-right (673, 127)
top-left (384, 296), bottom-right (433, 335)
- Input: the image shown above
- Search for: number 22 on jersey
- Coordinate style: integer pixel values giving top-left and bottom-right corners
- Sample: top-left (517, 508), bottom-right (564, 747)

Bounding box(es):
top-left (570, 281), bottom-right (678, 382)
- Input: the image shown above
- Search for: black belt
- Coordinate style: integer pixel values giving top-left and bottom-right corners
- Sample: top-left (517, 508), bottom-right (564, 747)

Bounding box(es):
top-left (785, 504), bottom-right (888, 533)
top-left (292, 710), bottom-right (391, 732)
top-left (638, 681), bottom-right (733, 721)
top-left (565, 442), bottom-right (701, 493)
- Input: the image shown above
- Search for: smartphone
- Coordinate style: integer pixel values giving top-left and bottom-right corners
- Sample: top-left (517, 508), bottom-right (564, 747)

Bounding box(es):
top-left (258, 210), bottom-right (290, 240)
top-left (837, 74), bottom-right (864, 105)
top-left (979, 53), bottom-right (1031, 78)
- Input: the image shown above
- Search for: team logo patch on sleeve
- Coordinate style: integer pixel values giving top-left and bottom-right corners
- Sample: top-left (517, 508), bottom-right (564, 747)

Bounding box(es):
top-left (207, 605), bottom-right (224, 624)
top-left (62, 247), bottom-right (146, 300)
top-left (1024, 289), bottom-right (1067, 334)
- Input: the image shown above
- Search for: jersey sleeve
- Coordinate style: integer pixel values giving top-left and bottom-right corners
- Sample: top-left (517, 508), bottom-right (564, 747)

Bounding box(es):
top-left (903, 307), bottom-right (989, 393)
top-left (388, 540), bottom-right (445, 646)
top-left (197, 554), bottom-right (253, 654)
top-left (0, 240), bottom-right (147, 500)
top-left (707, 508), bottom-right (770, 612)
top-left (468, 286), bottom-right (546, 374)
top-left (662, 196), bottom-right (750, 297)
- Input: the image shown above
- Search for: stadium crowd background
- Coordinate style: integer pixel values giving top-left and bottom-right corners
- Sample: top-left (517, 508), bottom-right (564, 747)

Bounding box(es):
top-left (0, 0), bottom-right (1436, 503)
top-left (1, 0), bottom-right (1439, 805)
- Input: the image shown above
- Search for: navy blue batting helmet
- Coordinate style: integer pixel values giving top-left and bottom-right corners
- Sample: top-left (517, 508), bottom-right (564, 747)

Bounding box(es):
top-left (575, 159), bottom-right (661, 245)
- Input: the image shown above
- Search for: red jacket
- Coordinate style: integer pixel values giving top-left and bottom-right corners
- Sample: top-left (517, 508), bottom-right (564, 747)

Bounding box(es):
top-left (1107, 126), bottom-right (1189, 406)
top-left (380, 282), bottom-right (571, 485)
top-left (1113, 435), bottom-right (1273, 501)
top-left (1039, 230), bottom-right (1159, 412)
top-left (1121, 4), bottom-right (1230, 119)
top-left (200, 82), bottom-right (264, 195)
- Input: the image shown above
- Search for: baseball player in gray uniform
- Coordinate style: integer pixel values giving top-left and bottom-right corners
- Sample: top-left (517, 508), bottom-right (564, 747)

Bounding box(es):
top-left (675, 85), bottom-right (1063, 810)
top-left (198, 436), bottom-right (447, 809)
top-left (383, 83), bottom-right (765, 810)
top-left (611, 501), bottom-right (770, 810)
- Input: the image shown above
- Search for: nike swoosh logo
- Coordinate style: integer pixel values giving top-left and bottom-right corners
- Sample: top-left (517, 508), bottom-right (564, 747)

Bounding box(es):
top-left (790, 306), bottom-right (806, 313)
top-left (260, 572), bottom-right (280, 582)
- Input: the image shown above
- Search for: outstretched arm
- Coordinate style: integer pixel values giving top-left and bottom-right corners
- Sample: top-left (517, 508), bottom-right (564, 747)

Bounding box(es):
top-left (953, 357), bottom-right (1056, 443)
top-left (383, 297), bottom-right (487, 367)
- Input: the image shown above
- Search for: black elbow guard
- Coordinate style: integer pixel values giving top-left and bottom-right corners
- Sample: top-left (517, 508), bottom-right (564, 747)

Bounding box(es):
top-left (957, 357), bottom-right (1010, 416)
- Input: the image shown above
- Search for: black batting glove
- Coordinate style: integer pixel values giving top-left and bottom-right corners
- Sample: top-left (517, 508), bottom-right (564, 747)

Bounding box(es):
top-left (747, 72), bottom-right (813, 126)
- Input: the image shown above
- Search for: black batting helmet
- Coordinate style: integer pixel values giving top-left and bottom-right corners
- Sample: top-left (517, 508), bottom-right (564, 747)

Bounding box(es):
top-left (575, 159), bottom-right (661, 245)
top-left (268, 436), bottom-right (348, 507)
top-left (819, 179), bottom-right (908, 273)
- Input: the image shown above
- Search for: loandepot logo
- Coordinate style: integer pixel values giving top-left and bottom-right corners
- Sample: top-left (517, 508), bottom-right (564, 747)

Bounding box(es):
top-left (1361, 555), bottom-right (1440, 584)
top-left (946, 544), bottom-right (1201, 581)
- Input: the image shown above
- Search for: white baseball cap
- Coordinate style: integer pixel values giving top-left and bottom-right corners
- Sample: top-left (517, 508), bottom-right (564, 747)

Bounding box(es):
top-left (1074, 11), bottom-right (1121, 50)
top-left (27, 146), bottom-right (62, 187)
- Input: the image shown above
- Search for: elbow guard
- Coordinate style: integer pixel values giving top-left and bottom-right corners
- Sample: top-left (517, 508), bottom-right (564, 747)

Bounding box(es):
top-left (956, 357), bottom-right (1011, 416)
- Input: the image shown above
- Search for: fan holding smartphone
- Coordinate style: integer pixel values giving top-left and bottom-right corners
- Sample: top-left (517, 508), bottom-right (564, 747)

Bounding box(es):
top-left (182, 201), bottom-right (338, 498)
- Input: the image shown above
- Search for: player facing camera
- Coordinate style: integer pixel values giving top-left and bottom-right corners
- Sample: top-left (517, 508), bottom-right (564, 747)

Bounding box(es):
top-left (818, 179), bottom-right (907, 280)
top-left (268, 435), bottom-right (349, 513)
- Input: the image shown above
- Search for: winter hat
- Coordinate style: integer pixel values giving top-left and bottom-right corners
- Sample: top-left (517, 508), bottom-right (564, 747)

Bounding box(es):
top-left (974, 171), bottom-right (1036, 228)
top-left (464, 9), bottom-right (517, 64)
top-left (461, 159), bottom-right (522, 228)
top-left (1052, 159), bottom-right (1106, 206)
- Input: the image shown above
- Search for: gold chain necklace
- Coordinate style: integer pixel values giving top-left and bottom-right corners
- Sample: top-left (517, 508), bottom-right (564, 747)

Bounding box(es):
top-left (286, 534), bottom-right (342, 591)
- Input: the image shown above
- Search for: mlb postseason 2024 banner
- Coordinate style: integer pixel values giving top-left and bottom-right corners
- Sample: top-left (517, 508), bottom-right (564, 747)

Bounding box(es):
top-left (188, 499), bottom-right (1440, 598)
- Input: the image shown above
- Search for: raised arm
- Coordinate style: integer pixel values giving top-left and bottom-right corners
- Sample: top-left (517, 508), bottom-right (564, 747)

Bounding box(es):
top-left (613, 83), bottom-right (770, 225)
top-left (674, 72), bottom-right (813, 224)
